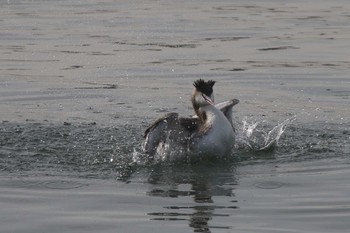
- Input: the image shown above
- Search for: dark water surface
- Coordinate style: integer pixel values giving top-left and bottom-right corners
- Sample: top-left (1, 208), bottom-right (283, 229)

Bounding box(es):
top-left (1, 0), bottom-right (350, 232)
top-left (1, 120), bottom-right (349, 233)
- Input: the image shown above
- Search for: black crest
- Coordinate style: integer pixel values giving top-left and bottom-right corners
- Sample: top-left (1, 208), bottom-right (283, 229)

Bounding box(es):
top-left (193, 79), bottom-right (215, 96)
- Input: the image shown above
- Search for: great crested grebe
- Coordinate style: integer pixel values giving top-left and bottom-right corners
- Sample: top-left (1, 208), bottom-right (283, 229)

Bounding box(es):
top-left (143, 79), bottom-right (239, 161)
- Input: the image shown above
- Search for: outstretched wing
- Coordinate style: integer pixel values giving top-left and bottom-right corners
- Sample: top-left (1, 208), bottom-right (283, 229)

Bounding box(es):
top-left (215, 98), bottom-right (239, 130)
top-left (215, 98), bottom-right (239, 122)
top-left (143, 113), bottom-right (178, 138)
top-left (143, 113), bottom-right (178, 156)
top-left (143, 113), bottom-right (199, 157)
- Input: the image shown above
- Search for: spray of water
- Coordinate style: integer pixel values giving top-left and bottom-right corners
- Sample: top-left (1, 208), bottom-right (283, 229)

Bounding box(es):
top-left (133, 117), bottom-right (294, 164)
top-left (235, 117), bottom-right (295, 152)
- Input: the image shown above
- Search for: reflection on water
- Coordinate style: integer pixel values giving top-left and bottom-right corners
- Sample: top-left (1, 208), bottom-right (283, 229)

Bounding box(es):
top-left (145, 163), bottom-right (238, 232)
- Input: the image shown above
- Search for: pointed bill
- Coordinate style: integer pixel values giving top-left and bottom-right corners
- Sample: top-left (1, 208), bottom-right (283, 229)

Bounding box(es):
top-left (202, 94), bottom-right (214, 105)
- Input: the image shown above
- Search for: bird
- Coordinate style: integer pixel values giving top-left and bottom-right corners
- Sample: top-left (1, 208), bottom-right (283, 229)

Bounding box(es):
top-left (142, 79), bottom-right (239, 161)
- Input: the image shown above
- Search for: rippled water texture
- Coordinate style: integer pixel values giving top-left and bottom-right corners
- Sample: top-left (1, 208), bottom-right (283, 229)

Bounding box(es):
top-left (1, 0), bottom-right (350, 232)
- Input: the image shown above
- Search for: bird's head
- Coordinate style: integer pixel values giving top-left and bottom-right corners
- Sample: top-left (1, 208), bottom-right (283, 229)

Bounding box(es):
top-left (192, 79), bottom-right (215, 108)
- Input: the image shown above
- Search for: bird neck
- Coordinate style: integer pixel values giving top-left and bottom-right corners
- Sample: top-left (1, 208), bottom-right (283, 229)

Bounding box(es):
top-left (195, 104), bottom-right (219, 125)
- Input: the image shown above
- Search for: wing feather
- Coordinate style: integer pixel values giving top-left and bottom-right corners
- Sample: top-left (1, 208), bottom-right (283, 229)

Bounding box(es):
top-left (215, 98), bottom-right (239, 130)
top-left (143, 113), bottom-right (178, 156)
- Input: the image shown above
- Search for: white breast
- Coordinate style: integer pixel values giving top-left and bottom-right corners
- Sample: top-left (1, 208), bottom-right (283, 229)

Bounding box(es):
top-left (190, 105), bottom-right (235, 157)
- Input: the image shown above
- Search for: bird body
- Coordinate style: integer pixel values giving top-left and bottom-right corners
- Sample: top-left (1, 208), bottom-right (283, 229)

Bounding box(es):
top-left (142, 79), bottom-right (239, 161)
top-left (189, 104), bottom-right (235, 157)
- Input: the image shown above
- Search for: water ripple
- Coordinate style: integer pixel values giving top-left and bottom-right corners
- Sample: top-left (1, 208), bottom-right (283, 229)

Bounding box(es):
top-left (0, 120), bottom-right (349, 179)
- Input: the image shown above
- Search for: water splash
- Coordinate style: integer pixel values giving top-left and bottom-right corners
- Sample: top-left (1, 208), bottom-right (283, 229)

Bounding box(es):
top-left (7, 117), bottom-right (343, 180)
top-left (0, 122), bottom-right (141, 179)
top-left (235, 117), bottom-right (294, 152)
top-left (132, 117), bottom-right (294, 165)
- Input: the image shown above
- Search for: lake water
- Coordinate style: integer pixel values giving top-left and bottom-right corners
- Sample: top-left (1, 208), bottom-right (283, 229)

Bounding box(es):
top-left (0, 0), bottom-right (349, 232)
